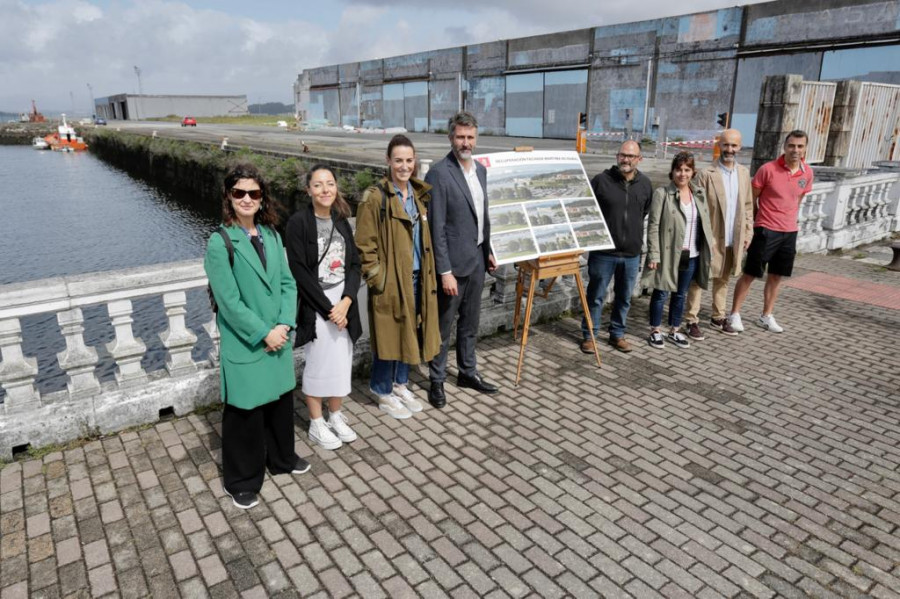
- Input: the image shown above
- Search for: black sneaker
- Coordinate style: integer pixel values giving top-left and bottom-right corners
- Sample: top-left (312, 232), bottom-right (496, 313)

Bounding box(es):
top-left (292, 457), bottom-right (311, 474)
top-left (667, 331), bottom-right (691, 349)
top-left (224, 488), bottom-right (258, 510)
top-left (686, 322), bottom-right (705, 341)
top-left (648, 331), bottom-right (665, 349)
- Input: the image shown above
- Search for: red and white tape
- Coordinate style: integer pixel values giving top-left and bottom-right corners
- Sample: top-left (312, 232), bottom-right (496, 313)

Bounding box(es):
top-left (661, 139), bottom-right (717, 149)
top-left (584, 131), bottom-right (627, 138)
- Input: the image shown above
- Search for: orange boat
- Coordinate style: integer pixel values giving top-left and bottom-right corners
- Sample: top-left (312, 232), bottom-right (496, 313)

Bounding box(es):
top-left (44, 114), bottom-right (88, 152)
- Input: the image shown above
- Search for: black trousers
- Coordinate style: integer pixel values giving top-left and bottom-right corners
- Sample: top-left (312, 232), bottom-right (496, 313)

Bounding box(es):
top-left (429, 251), bottom-right (486, 383)
top-left (222, 391), bottom-right (298, 494)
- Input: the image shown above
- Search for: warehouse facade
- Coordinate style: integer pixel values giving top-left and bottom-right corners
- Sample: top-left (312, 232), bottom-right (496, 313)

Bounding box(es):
top-left (94, 94), bottom-right (249, 121)
top-left (293, 0), bottom-right (900, 143)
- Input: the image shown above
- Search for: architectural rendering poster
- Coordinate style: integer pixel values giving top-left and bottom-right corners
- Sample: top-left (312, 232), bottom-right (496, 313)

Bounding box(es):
top-left (476, 150), bottom-right (615, 265)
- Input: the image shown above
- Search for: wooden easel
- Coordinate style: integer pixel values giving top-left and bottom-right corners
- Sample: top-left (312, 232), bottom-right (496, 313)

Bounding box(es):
top-left (512, 250), bottom-right (601, 385)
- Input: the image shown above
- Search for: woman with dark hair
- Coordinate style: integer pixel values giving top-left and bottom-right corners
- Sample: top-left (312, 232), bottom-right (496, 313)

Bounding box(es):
top-left (285, 165), bottom-right (362, 450)
top-left (355, 134), bottom-right (441, 419)
top-left (642, 152), bottom-right (714, 349)
top-left (204, 163), bottom-right (308, 509)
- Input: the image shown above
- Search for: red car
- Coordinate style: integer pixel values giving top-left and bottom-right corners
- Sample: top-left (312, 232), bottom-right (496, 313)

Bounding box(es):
top-left (181, 116), bottom-right (197, 127)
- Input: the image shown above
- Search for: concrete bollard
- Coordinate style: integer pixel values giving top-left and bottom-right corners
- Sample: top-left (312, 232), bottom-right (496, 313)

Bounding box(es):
top-left (419, 159), bottom-right (433, 178)
top-left (221, 137), bottom-right (228, 150)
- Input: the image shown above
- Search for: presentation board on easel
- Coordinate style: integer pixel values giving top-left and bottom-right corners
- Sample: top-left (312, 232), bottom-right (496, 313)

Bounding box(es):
top-left (474, 150), bottom-right (615, 264)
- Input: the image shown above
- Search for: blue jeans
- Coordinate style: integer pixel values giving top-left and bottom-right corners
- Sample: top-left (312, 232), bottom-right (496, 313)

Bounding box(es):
top-left (370, 271), bottom-right (419, 395)
top-left (649, 256), bottom-right (698, 329)
top-left (581, 253), bottom-right (640, 340)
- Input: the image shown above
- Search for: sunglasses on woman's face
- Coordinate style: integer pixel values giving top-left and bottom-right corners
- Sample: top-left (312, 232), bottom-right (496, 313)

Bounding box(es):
top-left (231, 188), bottom-right (263, 200)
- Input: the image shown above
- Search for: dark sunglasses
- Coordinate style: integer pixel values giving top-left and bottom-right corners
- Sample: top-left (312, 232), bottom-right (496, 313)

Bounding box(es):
top-left (230, 188), bottom-right (263, 200)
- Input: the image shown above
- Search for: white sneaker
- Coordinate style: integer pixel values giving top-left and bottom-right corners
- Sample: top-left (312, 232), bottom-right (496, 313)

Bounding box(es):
top-left (392, 384), bottom-right (424, 413)
top-left (728, 313), bottom-right (745, 332)
top-left (308, 418), bottom-right (342, 450)
top-left (756, 314), bottom-right (784, 333)
top-left (372, 390), bottom-right (412, 420)
top-left (328, 411), bottom-right (357, 443)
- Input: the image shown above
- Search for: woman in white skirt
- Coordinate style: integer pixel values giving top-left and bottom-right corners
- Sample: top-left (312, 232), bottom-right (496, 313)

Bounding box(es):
top-left (285, 165), bottom-right (362, 450)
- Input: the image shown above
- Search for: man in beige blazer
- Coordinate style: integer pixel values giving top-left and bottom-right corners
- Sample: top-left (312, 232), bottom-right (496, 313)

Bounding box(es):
top-left (684, 129), bottom-right (753, 338)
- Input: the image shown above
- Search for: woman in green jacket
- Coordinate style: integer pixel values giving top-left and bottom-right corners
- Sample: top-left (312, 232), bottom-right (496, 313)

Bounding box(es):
top-left (204, 163), bottom-right (308, 510)
top-left (642, 152), bottom-right (714, 350)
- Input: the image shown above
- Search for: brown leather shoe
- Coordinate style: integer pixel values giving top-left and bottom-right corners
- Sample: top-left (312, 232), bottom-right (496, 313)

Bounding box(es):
top-left (608, 337), bottom-right (633, 353)
top-left (579, 338), bottom-right (594, 354)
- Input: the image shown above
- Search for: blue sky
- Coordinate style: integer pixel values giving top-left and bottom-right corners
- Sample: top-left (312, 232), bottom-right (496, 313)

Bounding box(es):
top-left (2, 0), bottom-right (765, 113)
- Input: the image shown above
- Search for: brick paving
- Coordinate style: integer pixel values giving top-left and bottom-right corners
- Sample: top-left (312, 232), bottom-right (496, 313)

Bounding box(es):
top-left (1, 249), bottom-right (899, 598)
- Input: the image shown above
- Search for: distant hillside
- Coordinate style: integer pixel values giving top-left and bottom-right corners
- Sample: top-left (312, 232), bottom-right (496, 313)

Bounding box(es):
top-left (248, 102), bottom-right (294, 115)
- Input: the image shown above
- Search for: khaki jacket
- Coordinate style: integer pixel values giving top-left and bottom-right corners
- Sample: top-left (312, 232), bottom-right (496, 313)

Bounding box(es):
top-left (355, 177), bottom-right (441, 364)
top-left (695, 161), bottom-right (754, 278)
top-left (642, 182), bottom-right (714, 292)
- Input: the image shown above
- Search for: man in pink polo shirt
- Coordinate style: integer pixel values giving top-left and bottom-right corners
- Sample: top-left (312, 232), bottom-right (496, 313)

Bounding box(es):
top-left (727, 130), bottom-right (813, 333)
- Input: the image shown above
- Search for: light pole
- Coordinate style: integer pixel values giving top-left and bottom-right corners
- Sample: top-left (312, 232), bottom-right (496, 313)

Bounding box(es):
top-left (87, 83), bottom-right (94, 117)
top-left (133, 65), bottom-right (142, 120)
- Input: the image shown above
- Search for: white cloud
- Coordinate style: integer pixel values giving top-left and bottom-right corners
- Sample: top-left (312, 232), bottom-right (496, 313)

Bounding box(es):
top-left (0, 0), bottom-right (325, 111)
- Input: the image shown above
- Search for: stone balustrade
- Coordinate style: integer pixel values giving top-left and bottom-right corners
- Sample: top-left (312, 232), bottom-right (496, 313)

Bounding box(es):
top-left (797, 168), bottom-right (900, 253)
top-left (0, 261), bottom-right (220, 459)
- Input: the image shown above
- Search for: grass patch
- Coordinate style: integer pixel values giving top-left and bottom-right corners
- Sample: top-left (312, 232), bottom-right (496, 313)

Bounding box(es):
top-left (152, 114), bottom-right (294, 126)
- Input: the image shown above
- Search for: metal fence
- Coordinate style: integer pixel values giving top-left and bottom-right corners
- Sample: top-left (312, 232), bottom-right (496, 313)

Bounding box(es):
top-left (845, 82), bottom-right (900, 169)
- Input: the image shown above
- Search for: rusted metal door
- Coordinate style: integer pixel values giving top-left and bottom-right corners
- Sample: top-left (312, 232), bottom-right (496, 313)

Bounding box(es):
top-left (845, 82), bottom-right (900, 168)
top-left (797, 81), bottom-right (836, 164)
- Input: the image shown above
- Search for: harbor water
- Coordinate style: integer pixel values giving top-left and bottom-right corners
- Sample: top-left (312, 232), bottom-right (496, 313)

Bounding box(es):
top-left (1, 146), bottom-right (222, 397)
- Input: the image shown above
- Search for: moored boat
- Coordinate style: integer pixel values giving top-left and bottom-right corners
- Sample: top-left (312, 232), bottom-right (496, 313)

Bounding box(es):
top-left (44, 114), bottom-right (88, 152)
top-left (32, 137), bottom-right (50, 150)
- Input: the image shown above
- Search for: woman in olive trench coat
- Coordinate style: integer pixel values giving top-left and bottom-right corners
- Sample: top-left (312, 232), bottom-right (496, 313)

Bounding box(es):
top-left (642, 152), bottom-right (714, 349)
top-left (355, 135), bottom-right (441, 420)
top-left (204, 163), bottom-right (307, 510)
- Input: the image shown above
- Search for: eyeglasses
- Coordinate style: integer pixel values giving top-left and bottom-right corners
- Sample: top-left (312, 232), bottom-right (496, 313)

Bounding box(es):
top-left (230, 188), bottom-right (262, 200)
top-left (616, 153), bottom-right (641, 160)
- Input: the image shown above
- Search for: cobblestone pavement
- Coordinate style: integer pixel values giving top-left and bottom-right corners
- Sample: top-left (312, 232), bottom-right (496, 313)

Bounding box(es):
top-left (1, 250), bottom-right (899, 598)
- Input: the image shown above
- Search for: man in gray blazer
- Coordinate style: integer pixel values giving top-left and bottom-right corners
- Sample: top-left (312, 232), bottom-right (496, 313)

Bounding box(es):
top-left (426, 111), bottom-right (498, 408)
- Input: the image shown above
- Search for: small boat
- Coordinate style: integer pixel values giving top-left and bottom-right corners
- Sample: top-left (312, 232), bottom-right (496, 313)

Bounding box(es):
top-left (44, 114), bottom-right (88, 152)
top-left (32, 137), bottom-right (49, 150)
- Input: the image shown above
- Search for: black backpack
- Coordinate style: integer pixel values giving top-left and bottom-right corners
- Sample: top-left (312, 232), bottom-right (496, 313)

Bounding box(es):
top-left (207, 227), bottom-right (234, 313)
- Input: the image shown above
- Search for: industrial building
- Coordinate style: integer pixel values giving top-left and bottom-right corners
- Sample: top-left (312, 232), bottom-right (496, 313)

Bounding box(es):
top-left (293, 0), bottom-right (900, 143)
top-left (94, 94), bottom-right (248, 121)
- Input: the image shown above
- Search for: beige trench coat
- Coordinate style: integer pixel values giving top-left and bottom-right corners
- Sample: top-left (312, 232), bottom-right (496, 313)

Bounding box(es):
top-left (695, 161), bottom-right (754, 278)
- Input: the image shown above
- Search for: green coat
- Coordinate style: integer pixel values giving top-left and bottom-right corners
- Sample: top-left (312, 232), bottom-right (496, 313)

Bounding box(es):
top-left (642, 182), bottom-right (714, 292)
top-left (204, 224), bottom-right (297, 409)
top-left (355, 177), bottom-right (441, 364)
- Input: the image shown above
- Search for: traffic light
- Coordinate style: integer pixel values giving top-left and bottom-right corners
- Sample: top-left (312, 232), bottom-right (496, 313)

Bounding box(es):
top-left (578, 112), bottom-right (587, 128)
top-left (717, 112), bottom-right (729, 127)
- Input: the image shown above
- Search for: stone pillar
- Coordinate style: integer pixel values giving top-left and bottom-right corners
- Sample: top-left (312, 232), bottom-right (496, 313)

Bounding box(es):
top-left (823, 80), bottom-right (861, 168)
top-left (105, 299), bottom-right (148, 388)
top-left (751, 74), bottom-right (804, 175)
top-left (0, 317), bottom-right (41, 413)
top-left (203, 317), bottom-right (221, 367)
top-left (159, 291), bottom-right (198, 377)
top-left (56, 308), bottom-right (102, 399)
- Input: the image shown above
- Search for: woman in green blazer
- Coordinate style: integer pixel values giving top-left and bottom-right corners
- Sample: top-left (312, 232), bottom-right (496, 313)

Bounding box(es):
top-left (204, 163), bottom-right (307, 510)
